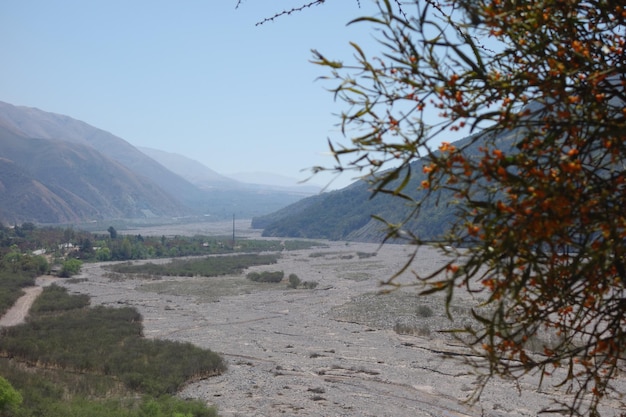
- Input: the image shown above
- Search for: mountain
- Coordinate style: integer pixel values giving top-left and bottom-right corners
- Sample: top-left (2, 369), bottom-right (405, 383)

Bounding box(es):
top-left (0, 101), bottom-right (315, 224)
top-left (252, 130), bottom-right (514, 242)
top-left (137, 146), bottom-right (237, 189)
top-left (0, 125), bottom-right (186, 224)
top-left (0, 101), bottom-right (206, 209)
top-left (251, 169), bottom-right (450, 242)
top-left (137, 147), bottom-right (323, 218)
top-left (139, 147), bottom-right (322, 195)
top-left (227, 171), bottom-right (322, 194)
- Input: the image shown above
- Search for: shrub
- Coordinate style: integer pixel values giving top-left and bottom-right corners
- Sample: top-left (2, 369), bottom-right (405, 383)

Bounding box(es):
top-left (59, 259), bottom-right (82, 277)
top-left (394, 322), bottom-right (431, 337)
top-left (30, 284), bottom-right (89, 315)
top-left (246, 272), bottom-right (260, 281)
top-left (416, 305), bottom-right (433, 318)
top-left (0, 376), bottom-right (22, 413)
top-left (287, 274), bottom-right (301, 289)
top-left (246, 271), bottom-right (284, 283)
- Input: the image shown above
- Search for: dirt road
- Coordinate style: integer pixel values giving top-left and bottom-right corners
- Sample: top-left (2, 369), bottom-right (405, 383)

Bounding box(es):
top-left (0, 276), bottom-right (58, 327)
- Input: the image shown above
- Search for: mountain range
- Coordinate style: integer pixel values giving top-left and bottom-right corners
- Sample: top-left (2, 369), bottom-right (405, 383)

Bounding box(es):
top-left (0, 101), bottom-right (319, 225)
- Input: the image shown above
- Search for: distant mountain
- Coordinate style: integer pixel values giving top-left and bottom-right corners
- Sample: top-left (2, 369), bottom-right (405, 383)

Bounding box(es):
top-left (0, 101), bottom-right (315, 224)
top-left (138, 147), bottom-right (237, 189)
top-left (227, 172), bottom-right (322, 194)
top-left (140, 146), bottom-right (322, 194)
top-left (0, 101), bottom-right (205, 209)
top-left (0, 125), bottom-right (186, 224)
top-left (138, 147), bottom-right (323, 217)
top-left (252, 131), bottom-right (514, 242)
top-left (251, 170), bottom-right (445, 242)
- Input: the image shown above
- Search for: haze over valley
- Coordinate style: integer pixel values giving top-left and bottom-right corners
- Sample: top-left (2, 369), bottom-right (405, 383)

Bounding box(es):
top-left (0, 101), bottom-right (322, 226)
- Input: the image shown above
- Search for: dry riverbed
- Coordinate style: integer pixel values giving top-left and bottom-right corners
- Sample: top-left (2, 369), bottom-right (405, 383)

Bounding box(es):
top-left (48, 222), bottom-right (625, 416)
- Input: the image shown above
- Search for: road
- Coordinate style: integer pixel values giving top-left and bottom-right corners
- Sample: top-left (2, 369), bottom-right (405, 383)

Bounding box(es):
top-left (0, 276), bottom-right (58, 327)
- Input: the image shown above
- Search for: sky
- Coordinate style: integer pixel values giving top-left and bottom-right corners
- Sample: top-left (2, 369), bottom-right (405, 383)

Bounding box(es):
top-left (1, 0), bottom-right (388, 190)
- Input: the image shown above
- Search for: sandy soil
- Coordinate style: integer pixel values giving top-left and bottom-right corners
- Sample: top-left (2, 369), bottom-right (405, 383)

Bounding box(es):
top-left (3, 221), bottom-right (625, 416)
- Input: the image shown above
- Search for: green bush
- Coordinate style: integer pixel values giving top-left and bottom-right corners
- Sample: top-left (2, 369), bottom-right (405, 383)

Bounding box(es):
top-left (0, 284), bottom-right (221, 417)
top-left (0, 270), bottom-right (37, 317)
top-left (0, 360), bottom-right (217, 417)
top-left (30, 284), bottom-right (89, 315)
top-left (59, 259), bottom-right (82, 277)
top-left (247, 271), bottom-right (284, 283)
top-left (416, 305), bottom-right (433, 318)
top-left (0, 375), bottom-right (22, 413)
top-left (0, 293), bottom-right (226, 397)
top-left (287, 274), bottom-right (301, 289)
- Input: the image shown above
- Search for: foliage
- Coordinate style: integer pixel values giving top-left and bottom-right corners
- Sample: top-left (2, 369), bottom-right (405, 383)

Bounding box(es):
top-left (246, 270), bottom-right (284, 283)
top-left (0, 221), bottom-right (313, 265)
top-left (0, 285), bottom-right (218, 417)
top-left (0, 245), bottom-right (45, 316)
top-left (301, 281), bottom-right (319, 289)
top-left (314, 0), bottom-right (626, 414)
top-left (108, 253), bottom-right (279, 278)
top-left (0, 286), bottom-right (226, 397)
top-left (0, 360), bottom-right (216, 417)
top-left (59, 258), bottom-right (82, 277)
top-left (288, 273), bottom-right (302, 289)
top-left (0, 375), bottom-right (22, 414)
top-left (29, 284), bottom-right (90, 314)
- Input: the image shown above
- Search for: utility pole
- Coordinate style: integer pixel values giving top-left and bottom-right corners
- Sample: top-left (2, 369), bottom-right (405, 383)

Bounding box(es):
top-left (232, 213), bottom-right (235, 250)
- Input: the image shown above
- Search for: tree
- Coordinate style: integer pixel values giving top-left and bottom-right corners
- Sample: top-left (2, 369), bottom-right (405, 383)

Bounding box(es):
top-left (311, 0), bottom-right (626, 415)
top-left (59, 258), bottom-right (82, 278)
top-left (0, 376), bottom-right (22, 414)
top-left (107, 226), bottom-right (118, 239)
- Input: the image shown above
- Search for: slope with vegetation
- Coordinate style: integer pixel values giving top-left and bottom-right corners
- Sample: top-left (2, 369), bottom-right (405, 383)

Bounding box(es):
top-left (0, 285), bottom-right (222, 417)
top-left (253, 134), bottom-right (487, 242)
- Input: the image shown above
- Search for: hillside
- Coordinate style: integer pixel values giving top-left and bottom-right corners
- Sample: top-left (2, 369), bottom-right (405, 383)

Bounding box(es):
top-left (253, 130), bottom-right (516, 242)
top-left (0, 101), bottom-right (315, 224)
top-left (252, 164), bottom-right (454, 242)
top-left (0, 126), bottom-right (186, 224)
top-left (0, 101), bottom-right (206, 209)
top-left (137, 146), bottom-right (322, 218)
top-left (138, 146), bottom-right (238, 189)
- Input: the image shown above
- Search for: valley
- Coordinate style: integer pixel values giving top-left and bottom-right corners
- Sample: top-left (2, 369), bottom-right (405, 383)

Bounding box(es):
top-left (52, 221), bottom-right (626, 417)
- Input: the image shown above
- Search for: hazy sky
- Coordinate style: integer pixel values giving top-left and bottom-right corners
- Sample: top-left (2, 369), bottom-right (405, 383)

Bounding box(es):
top-left (1, 1), bottom-right (386, 189)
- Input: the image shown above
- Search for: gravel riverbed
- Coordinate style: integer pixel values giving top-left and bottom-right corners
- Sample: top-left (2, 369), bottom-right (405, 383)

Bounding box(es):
top-left (51, 221), bottom-right (626, 417)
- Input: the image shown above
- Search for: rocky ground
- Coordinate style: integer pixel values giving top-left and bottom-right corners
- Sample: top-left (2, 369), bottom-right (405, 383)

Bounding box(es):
top-left (5, 221), bottom-right (625, 416)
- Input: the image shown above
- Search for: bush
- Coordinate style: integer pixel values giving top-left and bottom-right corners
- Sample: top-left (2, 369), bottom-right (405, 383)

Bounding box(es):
top-left (246, 272), bottom-right (260, 281)
top-left (59, 259), bottom-right (82, 277)
top-left (30, 284), bottom-right (89, 315)
top-left (287, 274), bottom-right (301, 289)
top-left (394, 322), bottom-right (431, 337)
top-left (416, 305), bottom-right (433, 318)
top-left (246, 271), bottom-right (284, 283)
top-left (0, 376), bottom-right (22, 413)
